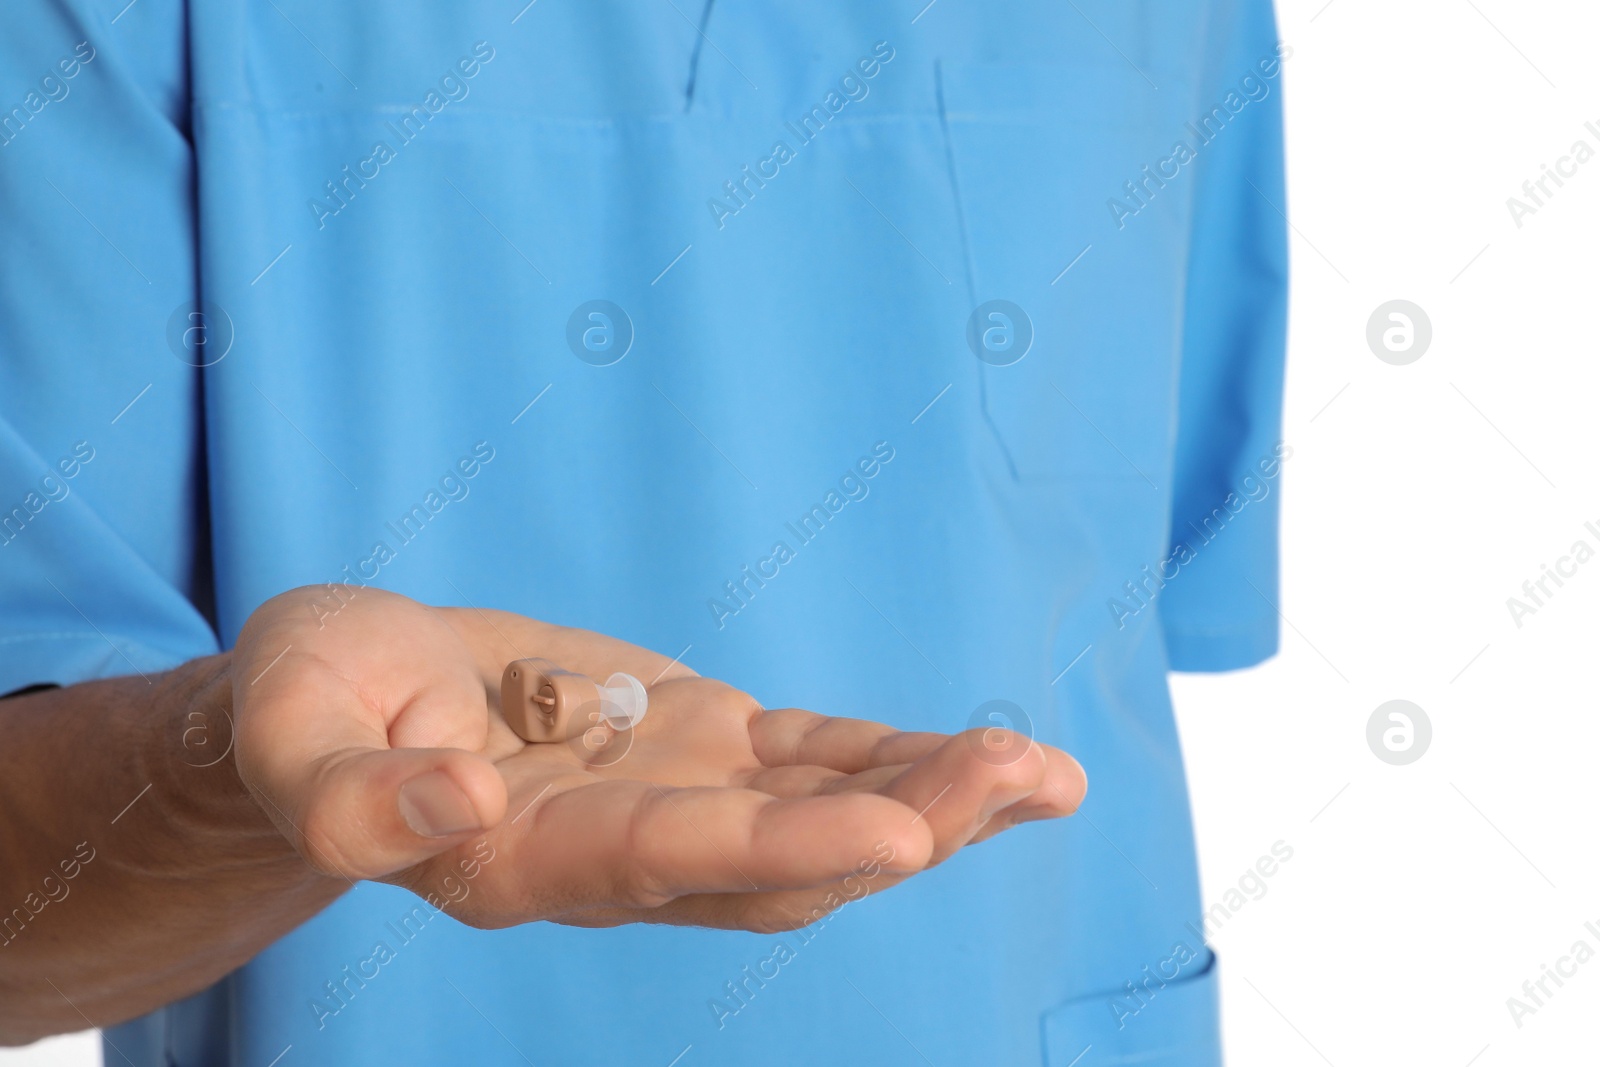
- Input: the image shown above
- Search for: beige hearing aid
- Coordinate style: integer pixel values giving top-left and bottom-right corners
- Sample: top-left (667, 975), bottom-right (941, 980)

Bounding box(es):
top-left (500, 658), bottom-right (649, 743)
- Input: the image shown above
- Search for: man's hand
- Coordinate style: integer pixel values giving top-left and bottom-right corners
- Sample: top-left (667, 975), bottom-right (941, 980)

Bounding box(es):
top-left (0, 584), bottom-right (1084, 1042)
top-left (234, 586), bottom-right (1087, 933)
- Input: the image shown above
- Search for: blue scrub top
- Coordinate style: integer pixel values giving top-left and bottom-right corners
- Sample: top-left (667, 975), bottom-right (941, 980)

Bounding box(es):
top-left (0, 1), bottom-right (1288, 1063)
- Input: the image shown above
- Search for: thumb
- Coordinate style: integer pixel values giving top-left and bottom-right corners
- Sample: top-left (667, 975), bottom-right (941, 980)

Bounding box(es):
top-left (231, 594), bottom-right (509, 881)
top-left (279, 746), bottom-right (507, 880)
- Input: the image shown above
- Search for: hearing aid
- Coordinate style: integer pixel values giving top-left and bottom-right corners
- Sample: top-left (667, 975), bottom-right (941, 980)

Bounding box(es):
top-left (500, 658), bottom-right (648, 743)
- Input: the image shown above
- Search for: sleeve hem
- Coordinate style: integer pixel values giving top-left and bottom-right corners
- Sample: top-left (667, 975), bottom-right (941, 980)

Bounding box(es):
top-left (0, 632), bottom-right (201, 695)
top-left (1163, 620), bottom-right (1278, 673)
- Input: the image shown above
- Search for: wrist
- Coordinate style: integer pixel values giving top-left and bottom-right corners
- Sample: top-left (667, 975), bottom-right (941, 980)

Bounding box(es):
top-left (0, 653), bottom-right (345, 1035)
top-left (128, 653), bottom-right (323, 881)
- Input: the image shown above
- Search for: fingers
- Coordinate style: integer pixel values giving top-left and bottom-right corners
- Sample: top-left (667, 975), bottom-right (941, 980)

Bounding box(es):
top-left (871, 729), bottom-right (1050, 864)
top-left (749, 707), bottom-right (947, 773)
top-left (632, 868), bottom-right (914, 933)
top-left (747, 710), bottom-right (1086, 848)
top-left (507, 782), bottom-right (934, 914)
top-left (491, 733), bottom-right (1078, 929)
top-left (739, 763), bottom-right (902, 798)
top-left (967, 742), bottom-right (1088, 842)
top-left (743, 741), bottom-right (1085, 845)
top-left (543, 861), bottom-right (915, 934)
top-left (512, 744), bottom-right (1075, 932)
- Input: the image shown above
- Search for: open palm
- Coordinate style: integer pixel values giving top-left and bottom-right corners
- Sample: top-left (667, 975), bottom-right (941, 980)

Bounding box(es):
top-left (233, 587), bottom-right (1086, 933)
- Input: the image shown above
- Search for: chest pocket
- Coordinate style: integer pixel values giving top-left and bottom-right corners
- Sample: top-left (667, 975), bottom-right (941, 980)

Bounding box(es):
top-left (938, 59), bottom-right (1193, 487)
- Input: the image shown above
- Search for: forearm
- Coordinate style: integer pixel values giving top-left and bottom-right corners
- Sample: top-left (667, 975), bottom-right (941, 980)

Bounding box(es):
top-left (0, 654), bottom-right (345, 1044)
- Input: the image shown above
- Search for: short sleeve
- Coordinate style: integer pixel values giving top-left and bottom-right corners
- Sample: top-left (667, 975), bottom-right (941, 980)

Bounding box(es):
top-left (1158, 0), bottom-right (1290, 673)
top-left (0, 0), bottom-right (218, 694)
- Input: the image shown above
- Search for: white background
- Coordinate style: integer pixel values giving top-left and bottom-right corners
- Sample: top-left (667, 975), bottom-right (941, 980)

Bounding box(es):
top-left (8, 0), bottom-right (1598, 1063)
top-left (1177, 0), bottom-right (1600, 1063)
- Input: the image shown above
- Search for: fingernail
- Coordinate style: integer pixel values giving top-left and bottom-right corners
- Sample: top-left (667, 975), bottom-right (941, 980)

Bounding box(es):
top-left (399, 771), bottom-right (480, 838)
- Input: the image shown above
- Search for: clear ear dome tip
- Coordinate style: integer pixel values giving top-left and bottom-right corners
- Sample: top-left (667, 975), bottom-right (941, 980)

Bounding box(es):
top-left (598, 672), bottom-right (648, 728)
